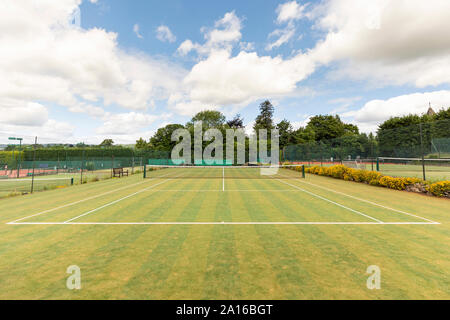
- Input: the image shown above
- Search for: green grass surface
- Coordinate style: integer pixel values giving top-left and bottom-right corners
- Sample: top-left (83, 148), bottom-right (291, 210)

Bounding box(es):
top-left (379, 164), bottom-right (450, 182)
top-left (0, 168), bottom-right (449, 299)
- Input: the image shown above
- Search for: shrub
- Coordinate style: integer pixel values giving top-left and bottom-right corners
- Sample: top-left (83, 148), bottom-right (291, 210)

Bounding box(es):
top-left (427, 181), bottom-right (450, 197)
top-left (328, 165), bottom-right (348, 179)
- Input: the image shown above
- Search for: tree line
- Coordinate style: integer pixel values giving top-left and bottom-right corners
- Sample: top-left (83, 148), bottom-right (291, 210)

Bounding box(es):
top-left (2, 100), bottom-right (448, 164)
top-left (136, 100), bottom-right (450, 160)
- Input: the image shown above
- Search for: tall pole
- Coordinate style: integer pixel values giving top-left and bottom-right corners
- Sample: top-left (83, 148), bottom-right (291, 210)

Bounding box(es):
top-left (17, 139), bottom-right (22, 178)
top-left (419, 123), bottom-right (426, 181)
top-left (31, 137), bottom-right (37, 194)
top-left (81, 149), bottom-right (85, 184)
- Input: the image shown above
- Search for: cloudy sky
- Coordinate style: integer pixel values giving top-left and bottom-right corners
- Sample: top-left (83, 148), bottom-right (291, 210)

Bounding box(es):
top-left (1, 0), bottom-right (450, 145)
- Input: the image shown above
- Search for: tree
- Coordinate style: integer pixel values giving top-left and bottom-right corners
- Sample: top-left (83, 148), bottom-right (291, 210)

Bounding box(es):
top-left (344, 123), bottom-right (359, 136)
top-left (135, 138), bottom-right (149, 150)
top-left (149, 124), bottom-right (185, 151)
top-left (377, 114), bottom-right (423, 157)
top-left (306, 115), bottom-right (354, 142)
top-left (187, 110), bottom-right (226, 129)
top-left (292, 127), bottom-right (316, 144)
top-left (433, 107), bottom-right (450, 121)
top-left (253, 100), bottom-right (275, 133)
top-left (99, 139), bottom-right (114, 147)
top-left (226, 114), bottom-right (245, 129)
top-left (276, 119), bottom-right (293, 149)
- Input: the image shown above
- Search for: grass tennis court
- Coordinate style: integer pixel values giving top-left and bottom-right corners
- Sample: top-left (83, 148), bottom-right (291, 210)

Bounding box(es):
top-left (0, 168), bottom-right (449, 299)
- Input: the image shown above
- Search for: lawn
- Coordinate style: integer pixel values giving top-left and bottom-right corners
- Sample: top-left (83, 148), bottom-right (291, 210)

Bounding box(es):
top-left (0, 168), bottom-right (448, 299)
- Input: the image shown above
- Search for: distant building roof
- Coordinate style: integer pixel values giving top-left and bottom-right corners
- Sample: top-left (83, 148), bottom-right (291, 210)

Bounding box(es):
top-left (427, 107), bottom-right (436, 116)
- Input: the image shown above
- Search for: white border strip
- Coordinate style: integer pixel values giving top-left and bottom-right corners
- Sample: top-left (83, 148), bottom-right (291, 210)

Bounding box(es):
top-left (7, 221), bottom-right (439, 225)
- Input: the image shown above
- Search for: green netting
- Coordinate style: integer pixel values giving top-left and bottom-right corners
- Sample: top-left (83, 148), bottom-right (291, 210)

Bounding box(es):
top-left (284, 119), bottom-right (450, 181)
top-left (0, 177), bottom-right (74, 196)
top-left (431, 138), bottom-right (450, 155)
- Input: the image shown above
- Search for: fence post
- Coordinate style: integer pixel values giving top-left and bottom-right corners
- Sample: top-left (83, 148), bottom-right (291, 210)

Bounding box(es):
top-left (419, 123), bottom-right (426, 181)
top-left (81, 149), bottom-right (85, 184)
top-left (30, 137), bottom-right (37, 194)
top-left (132, 150), bottom-right (135, 174)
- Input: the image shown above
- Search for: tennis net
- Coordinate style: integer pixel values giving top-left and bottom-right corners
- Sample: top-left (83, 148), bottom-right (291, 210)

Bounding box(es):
top-left (144, 165), bottom-right (305, 179)
top-left (0, 177), bottom-right (74, 195)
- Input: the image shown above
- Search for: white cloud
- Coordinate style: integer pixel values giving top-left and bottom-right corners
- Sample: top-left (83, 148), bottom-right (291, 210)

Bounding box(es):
top-left (68, 104), bottom-right (107, 118)
top-left (276, 1), bottom-right (307, 24)
top-left (0, 119), bottom-right (75, 144)
top-left (177, 40), bottom-right (195, 56)
top-left (0, 0), bottom-right (186, 122)
top-left (156, 25), bottom-right (176, 43)
top-left (177, 11), bottom-right (242, 56)
top-left (133, 24), bottom-right (143, 39)
top-left (266, 23), bottom-right (296, 50)
top-left (0, 100), bottom-right (48, 126)
top-left (171, 49), bottom-right (316, 115)
top-left (307, 0), bottom-right (450, 87)
top-left (266, 2), bottom-right (308, 51)
top-left (173, 12), bottom-right (317, 115)
top-left (239, 42), bottom-right (255, 51)
top-left (96, 112), bottom-right (172, 135)
top-left (341, 90), bottom-right (450, 132)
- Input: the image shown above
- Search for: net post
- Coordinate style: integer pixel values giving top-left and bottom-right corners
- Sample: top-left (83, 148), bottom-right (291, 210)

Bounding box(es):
top-left (30, 137), bottom-right (37, 194)
top-left (80, 149), bottom-right (85, 184)
top-left (376, 157), bottom-right (380, 171)
top-left (70, 178), bottom-right (74, 186)
top-left (302, 165), bottom-right (305, 178)
top-left (143, 164), bottom-right (147, 178)
top-left (419, 123), bottom-right (426, 181)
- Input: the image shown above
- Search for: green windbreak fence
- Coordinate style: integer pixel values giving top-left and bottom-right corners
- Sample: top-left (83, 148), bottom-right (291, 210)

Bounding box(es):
top-left (284, 119), bottom-right (450, 182)
top-left (148, 159), bottom-right (235, 166)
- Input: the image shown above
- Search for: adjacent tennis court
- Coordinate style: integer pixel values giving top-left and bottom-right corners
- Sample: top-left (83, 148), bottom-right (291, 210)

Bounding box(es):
top-left (0, 167), bottom-right (449, 299)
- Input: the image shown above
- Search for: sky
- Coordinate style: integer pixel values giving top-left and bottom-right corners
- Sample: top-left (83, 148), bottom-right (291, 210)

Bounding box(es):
top-left (1, 0), bottom-right (450, 145)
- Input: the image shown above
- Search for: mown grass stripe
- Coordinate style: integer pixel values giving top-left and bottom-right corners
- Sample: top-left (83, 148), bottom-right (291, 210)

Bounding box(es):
top-left (202, 188), bottom-right (242, 299)
top-left (239, 180), bottom-right (318, 299)
top-left (122, 180), bottom-right (209, 299)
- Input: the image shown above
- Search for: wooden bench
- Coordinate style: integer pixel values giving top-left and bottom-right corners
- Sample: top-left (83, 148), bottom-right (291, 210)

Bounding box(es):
top-left (113, 167), bottom-right (129, 178)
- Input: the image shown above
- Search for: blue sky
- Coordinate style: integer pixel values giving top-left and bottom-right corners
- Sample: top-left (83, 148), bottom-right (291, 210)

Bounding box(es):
top-left (1, 0), bottom-right (449, 145)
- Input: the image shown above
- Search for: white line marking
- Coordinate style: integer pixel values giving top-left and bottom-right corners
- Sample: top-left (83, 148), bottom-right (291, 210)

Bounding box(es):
top-left (63, 179), bottom-right (173, 223)
top-left (146, 190), bottom-right (299, 192)
top-left (290, 175), bottom-right (439, 224)
top-left (8, 222), bottom-right (439, 225)
top-left (8, 180), bottom-right (149, 224)
top-left (276, 179), bottom-right (384, 223)
top-left (7, 172), bottom-right (176, 224)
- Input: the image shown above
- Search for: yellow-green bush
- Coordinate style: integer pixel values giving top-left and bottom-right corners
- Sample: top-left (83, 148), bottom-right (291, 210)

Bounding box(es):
top-left (427, 181), bottom-right (450, 197)
top-left (328, 165), bottom-right (348, 179)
